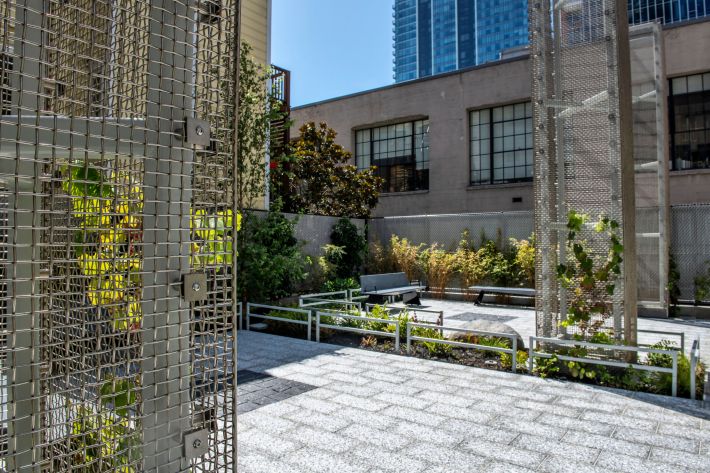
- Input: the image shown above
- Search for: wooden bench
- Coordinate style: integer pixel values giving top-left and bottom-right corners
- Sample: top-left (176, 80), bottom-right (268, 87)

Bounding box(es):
top-left (360, 272), bottom-right (426, 306)
top-left (468, 285), bottom-right (536, 306)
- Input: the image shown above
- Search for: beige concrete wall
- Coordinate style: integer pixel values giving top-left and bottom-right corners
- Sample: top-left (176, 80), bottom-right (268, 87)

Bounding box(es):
top-left (292, 20), bottom-right (710, 216)
top-left (291, 58), bottom-right (533, 217)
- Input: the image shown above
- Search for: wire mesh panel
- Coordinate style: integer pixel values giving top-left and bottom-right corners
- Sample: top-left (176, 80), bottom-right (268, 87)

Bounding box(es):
top-left (629, 23), bottom-right (669, 311)
top-left (671, 204), bottom-right (710, 302)
top-left (530, 0), bottom-right (638, 342)
top-left (0, 1), bottom-right (240, 471)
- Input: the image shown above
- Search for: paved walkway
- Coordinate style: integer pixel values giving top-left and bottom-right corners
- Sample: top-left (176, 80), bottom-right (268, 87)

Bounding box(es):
top-left (237, 331), bottom-right (710, 473)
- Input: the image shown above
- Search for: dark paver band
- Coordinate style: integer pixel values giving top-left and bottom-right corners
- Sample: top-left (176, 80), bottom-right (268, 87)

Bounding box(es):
top-left (237, 369), bottom-right (317, 414)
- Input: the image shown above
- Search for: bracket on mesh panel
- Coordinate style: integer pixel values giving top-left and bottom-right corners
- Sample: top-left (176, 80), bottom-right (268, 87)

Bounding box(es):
top-left (183, 429), bottom-right (209, 459)
top-left (183, 117), bottom-right (211, 148)
top-left (183, 272), bottom-right (208, 303)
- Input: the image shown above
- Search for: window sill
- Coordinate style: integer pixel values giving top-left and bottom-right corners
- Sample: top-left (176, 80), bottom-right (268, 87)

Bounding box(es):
top-left (467, 181), bottom-right (533, 191)
top-left (670, 168), bottom-right (710, 176)
top-left (379, 189), bottom-right (429, 197)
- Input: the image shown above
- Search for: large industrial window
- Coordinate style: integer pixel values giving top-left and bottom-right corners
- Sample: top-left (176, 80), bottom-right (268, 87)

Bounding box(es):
top-left (470, 102), bottom-right (532, 185)
top-left (356, 119), bottom-right (429, 193)
top-left (670, 72), bottom-right (710, 170)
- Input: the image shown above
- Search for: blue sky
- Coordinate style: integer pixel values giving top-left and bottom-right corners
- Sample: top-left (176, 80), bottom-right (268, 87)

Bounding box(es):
top-left (271, 0), bottom-right (394, 107)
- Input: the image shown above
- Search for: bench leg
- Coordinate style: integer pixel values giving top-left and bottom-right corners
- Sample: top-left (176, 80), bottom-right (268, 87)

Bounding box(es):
top-left (475, 291), bottom-right (485, 306)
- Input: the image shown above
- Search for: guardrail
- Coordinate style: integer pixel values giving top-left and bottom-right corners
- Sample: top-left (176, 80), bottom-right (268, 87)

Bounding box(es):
top-left (246, 303), bottom-right (313, 341)
top-left (406, 322), bottom-right (519, 373)
top-left (690, 336), bottom-right (700, 400)
top-left (237, 303), bottom-right (243, 330)
top-left (638, 329), bottom-right (685, 354)
top-left (315, 311), bottom-right (400, 350)
top-left (298, 290), bottom-right (349, 307)
top-left (529, 336), bottom-right (679, 397)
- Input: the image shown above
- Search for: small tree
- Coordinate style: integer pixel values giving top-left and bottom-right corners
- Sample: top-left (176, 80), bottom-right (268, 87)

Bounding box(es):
top-left (271, 122), bottom-right (383, 218)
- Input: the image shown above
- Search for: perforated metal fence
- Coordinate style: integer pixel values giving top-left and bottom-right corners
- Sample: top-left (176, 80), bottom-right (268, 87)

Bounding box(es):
top-left (530, 0), bottom-right (638, 342)
top-left (671, 204), bottom-right (710, 302)
top-left (1, 1), bottom-right (240, 471)
top-left (368, 211), bottom-right (534, 251)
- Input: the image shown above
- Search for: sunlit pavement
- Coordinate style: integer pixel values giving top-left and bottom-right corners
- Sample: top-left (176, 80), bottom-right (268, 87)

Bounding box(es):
top-left (236, 331), bottom-right (710, 473)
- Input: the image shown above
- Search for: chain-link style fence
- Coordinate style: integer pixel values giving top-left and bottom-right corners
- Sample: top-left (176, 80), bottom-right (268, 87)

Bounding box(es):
top-left (367, 211), bottom-right (534, 251)
top-left (671, 204), bottom-right (710, 303)
top-left (1, 1), bottom-right (239, 471)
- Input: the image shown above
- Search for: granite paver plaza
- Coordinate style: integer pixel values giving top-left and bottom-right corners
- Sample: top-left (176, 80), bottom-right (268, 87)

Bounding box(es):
top-left (237, 331), bottom-right (710, 473)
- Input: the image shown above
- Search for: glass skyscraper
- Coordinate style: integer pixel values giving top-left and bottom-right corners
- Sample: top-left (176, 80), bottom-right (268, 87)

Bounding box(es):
top-left (393, 0), bottom-right (529, 82)
top-left (394, 0), bottom-right (710, 83)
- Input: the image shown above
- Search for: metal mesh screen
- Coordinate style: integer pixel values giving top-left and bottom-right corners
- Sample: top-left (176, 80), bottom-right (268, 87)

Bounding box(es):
top-left (1, 1), bottom-right (240, 471)
top-left (630, 23), bottom-right (669, 310)
top-left (671, 204), bottom-right (710, 302)
top-left (530, 0), bottom-right (638, 341)
top-left (368, 211), bottom-right (534, 251)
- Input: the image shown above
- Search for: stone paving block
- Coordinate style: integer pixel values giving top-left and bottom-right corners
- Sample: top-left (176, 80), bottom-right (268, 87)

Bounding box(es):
top-left (562, 430), bottom-right (651, 458)
top-left (304, 387), bottom-right (341, 400)
top-left (334, 407), bottom-right (399, 430)
top-left (327, 362), bottom-right (365, 375)
top-left (513, 433), bottom-right (599, 463)
top-left (237, 451), bottom-right (308, 473)
top-left (238, 411), bottom-right (299, 435)
top-left (494, 386), bottom-right (556, 403)
top-left (392, 420), bottom-right (466, 447)
top-left (281, 447), bottom-right (371, 473)
top-left (425, 402), bottom-right (494, 424)
top-left (331, 393), bottom-right (390, 412)
top-left (415, 390), bottom-right (475, 408)
top-left (650, 446), bottom-right (710, 470)
top-left (536, 413), bottom-right (615, 435)
top-left (367, 380), bottom-right (424, 395)
top-left (289, 425), bottom-right (357, 453)
top-left (350, 444), bottom-right (428, 472)
top-left (285, 393), bottom-right (340, 414)
top-left (483, 461), bottom-right (537, 473)
top-left (453, 387), bottom-right (498, 402)
top-left (461, 437), bottom-right (546, 467)
top-left (328, 382), bottom-right (381, 397)
top-left (322, 371), bottom-right (369, 384)
top-left (625, 406), bottom-right (703, 428)
top-left (489, 416), bottom-right (567, 440)
top-left (381, 405), bottom-right (449, 427)
top-left (238, 429), bottom-right (302, 456)
top-left (361, 370), bottom-right (410, 384)
top-left (513, 399), bottom-right (581, 418)
top-left (579, 411), bottom-right (658, 431)
top-left (614, 426), bottom-right (699, 453)
top-left (375, 392), bottom-right (433, 410)
top-left (596, 451), bottom-right (686, 473)
top-left (477, 402), bottom-right (542, 421)
top-left (388, 361), bottom-right (436, 373)
top-left (405, 377), bottom-right (459, 394)
top-left (340, 423), bottom-right (413, 450)
top-left (280, 371), bottom-right (332, 387)
top-left (284, 408), bottom-right (352, 432)
top-left (537, 456), bottom-right (610, 473)
top-left (439, 419), bottom-right (518, 444)
top-left (402, 443), bottom-right (487, 470)
top-left (657, 422), bottom-right (710, 441)
top-left (556, 397), bottom-right (626, 414)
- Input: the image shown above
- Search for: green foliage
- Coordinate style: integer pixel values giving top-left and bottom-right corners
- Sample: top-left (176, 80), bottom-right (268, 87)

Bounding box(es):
top-left (330, 218), bottom-right (367, 278)
top-left (191, 208), bottom-right (241, 268)
top-left (421, 245), bottom-right (457, 298)
top-left (238, 209), bottom-right (307, 303)
top-left (477, 240), bottom-right (517, 287)
top-left (534, 354), bottom-right (560, 378)
top-left (271, 122), bottom-right (384, 218)
top-left (693, 261), bottom-right (710, 304)
top-left (511, 236), bottom-right (536, 288)
top-left (556, 211), bottom-right (624, 338)
top-left (389, 236), bottom-right (425, 282)
top-left (412, 325), bottom-right (452, 357)
top-left (322, 277), bottom-right (360, 293)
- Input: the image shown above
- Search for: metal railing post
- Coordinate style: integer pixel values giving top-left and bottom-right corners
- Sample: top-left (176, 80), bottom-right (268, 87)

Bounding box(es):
top-left (246, 303), bottom-right (251, 331)
top-left (528, 337), bottom-right (534, 373)
top-left (672, 351), bottom-right (678, 397)
top-left (307, 313), bottom-right (312, 341)
top-left (512, 338), bottom-right (518, 373)
top-left (406, 323), bottom-right (412, 354)
top-left (316, 313), bottom-right (321, 343)
top-left (395, 320), bottom-right (400, 351)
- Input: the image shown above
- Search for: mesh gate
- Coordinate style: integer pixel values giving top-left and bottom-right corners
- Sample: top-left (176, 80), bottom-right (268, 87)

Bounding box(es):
top-left (1, 1), bottom-right (240, 471)
top-left (530, 0), bottom-right (638, 342)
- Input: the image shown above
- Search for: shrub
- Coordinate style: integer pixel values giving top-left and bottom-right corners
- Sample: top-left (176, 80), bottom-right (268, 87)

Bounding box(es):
top-left (693, 260), bottom-right (710, 304)
top-left (366, 238), bottom-right (394, 274)
top-left (422, 245), bottom-right (457, 298)
top-left (412, 326), bottom-right (452, 357)
top-left (390, 236), bottom-right (425, 282)
top-left (511, 236), bottom-right (535, 288)
top-left (330, 218), bottom-right (367, 278)
top-left (477, 240), bottom-right (517, 286)
top-left (238, 210), bottom-right (307, 303)
top-left (322, 277), bottom-right (360, 293)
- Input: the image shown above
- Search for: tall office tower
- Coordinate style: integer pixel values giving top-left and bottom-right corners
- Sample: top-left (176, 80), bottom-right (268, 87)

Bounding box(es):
top-left (628, 0), bottom-right (710, 25)
top-left (393, 0), bottom-right (529, 82)
top-left (394, 0), bottom-right (710, 83)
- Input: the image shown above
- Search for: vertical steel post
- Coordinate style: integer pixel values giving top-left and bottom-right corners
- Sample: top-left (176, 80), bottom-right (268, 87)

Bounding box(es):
top-left (141, 1), bottom-right (195, 470)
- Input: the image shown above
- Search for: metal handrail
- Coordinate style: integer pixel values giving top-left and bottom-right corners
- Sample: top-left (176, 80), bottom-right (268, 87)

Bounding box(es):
top-left (406, 322), bottom-right (518, 373)
top-left (246, 303), bottom-right (312, 341)
top-left (529, 336), bottom-right (679, 397)
top-left (315, 311), bottom-right (400, 351)
top-left (638, 329), bottom-right (685, 353)
top-left (298, 290), bottom-right (348, 306)
top-left (690, 336), bottom-right (700, 400)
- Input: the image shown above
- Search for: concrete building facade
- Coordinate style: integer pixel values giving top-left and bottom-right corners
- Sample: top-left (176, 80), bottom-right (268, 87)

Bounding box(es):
top-left (292, 19), bottom-right (710, 218)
